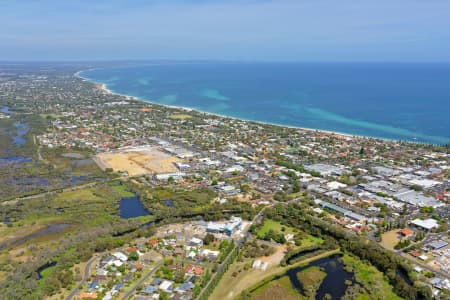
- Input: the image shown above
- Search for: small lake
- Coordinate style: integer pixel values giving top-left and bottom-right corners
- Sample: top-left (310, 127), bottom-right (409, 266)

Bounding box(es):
top-left (119, 196), bottom-right (151, 219)
top-left (0, 156), bottom-right (32, 166)
top-left (62, 175), bottom-right (88, 186)
top-left (13, 122), bottom-right (29, 147)
top-left (274, 254), bottom-right (354, 299)
top-left (163, 199), bottom-right (175, 207)
top-left (6, 176), bottom-right (49, 187)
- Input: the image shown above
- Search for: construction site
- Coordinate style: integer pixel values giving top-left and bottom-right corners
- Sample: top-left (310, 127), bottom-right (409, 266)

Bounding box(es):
top-left (93, 145), bottom-right (180, 176)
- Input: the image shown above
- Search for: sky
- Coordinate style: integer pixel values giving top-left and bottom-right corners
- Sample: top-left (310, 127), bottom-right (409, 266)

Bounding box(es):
top-left (1, 0), bottom-right (450, 62)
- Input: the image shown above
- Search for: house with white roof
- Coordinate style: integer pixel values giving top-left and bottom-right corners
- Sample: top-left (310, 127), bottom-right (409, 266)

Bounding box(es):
top-left (112, 252), bottom-right (128, 262)
top-left (410, 218), bottom-right (439, 231)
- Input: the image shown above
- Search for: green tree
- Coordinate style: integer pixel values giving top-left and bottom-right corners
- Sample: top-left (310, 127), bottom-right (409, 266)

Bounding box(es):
top-left (128, 251), bottom-right (139, 261)
top-left (203, 233), bottom-right (215, 245)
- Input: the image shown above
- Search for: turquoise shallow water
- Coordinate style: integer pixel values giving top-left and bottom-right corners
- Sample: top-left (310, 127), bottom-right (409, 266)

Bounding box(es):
top-left (81, 62), bottom-right (450, 144)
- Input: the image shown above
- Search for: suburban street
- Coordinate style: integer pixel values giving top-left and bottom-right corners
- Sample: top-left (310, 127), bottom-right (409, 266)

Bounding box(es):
top-left (66, 254), bottom-right (102, 300)
top-left (121, 262), bottom-right (163, 300)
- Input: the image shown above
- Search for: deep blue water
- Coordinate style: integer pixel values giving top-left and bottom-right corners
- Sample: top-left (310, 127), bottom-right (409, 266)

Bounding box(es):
top-left (119, 196), bottom-right (151, 219)
top-left (81, 62), bottom-right (450, 144)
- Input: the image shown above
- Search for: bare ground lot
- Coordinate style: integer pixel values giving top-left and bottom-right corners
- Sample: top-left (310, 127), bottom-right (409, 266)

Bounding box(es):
top-left (381, 230), bottom-right (401, 250)
top-left (259, 244), bottom-right (287, 265)
top-left (94, 146), bottom-right (180, 176)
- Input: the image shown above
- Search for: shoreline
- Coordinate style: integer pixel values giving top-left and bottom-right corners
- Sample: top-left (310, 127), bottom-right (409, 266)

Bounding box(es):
top-left (75, 69), bottom-right (445, 146)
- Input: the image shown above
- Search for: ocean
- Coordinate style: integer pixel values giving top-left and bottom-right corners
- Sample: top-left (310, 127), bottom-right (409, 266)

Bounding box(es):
top-left (80, 62), bottom-right (450, 145)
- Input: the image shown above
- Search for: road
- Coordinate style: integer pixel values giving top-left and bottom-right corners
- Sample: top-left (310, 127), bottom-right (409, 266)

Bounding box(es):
top-left (34, 134), bottom-right (49, 164)
top-left (66, 254), bottom-right (102, 300)
top-left (196, 207), bottom-right (266, 299)
top-left (399, 252), bottom-right (449, 280)
top-left (121, 261), bottom-right (163, 300)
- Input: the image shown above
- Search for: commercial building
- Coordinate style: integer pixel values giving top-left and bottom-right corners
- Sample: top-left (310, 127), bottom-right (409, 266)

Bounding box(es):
top-left (428, 240), bottom-right (449, 250)
top-left (410, 218), bottom-right (439, 231)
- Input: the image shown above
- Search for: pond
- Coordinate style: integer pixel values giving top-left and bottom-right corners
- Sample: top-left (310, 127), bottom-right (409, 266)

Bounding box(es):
top-left (0, 106), bottom-right (10, 113)
top-left (12, 122), bottom-right (29, 147)
top-left (163, 199), bottom-right (175, 207)
top-left (63, 175), bottom-right (88, 186)
top-left (6, 176), bottom-right (49, 187)
top-left (273, 254), bottom-right (354, 299)
top-left (0, 156), bottom-right (32, 166)
top-left (119, 196), bottom-right (151, 219)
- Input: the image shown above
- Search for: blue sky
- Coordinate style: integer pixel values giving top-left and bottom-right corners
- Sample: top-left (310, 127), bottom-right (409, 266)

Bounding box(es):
top-left (1, 0), bottom-right (450, 62)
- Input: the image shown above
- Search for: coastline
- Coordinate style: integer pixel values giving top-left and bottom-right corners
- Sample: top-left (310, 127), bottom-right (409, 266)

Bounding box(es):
top-left (74, 69), bottom-right (445, 145)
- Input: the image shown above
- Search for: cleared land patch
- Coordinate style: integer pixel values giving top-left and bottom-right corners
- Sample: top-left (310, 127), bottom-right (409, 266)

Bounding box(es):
top-left (380, 230), bottom-right (401, 250)
top-left (258, 244), bottom-right (287, 265)
top-left (94, 146), bottom-right (179, 176)
top-left (169, 113), bottom-right (192, 120)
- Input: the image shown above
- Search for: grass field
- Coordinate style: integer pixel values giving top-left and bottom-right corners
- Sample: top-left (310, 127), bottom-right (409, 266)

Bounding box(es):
top-left (113, 184), bottom-right (135, 197)
top-left (37, 265), bottom-right (56, 289)
top-left (251, 276), bottom-right (299, 300)
top-left (257, 219), bottom-right (296, 237)
top-left (297, 235), bottom-right (324, 249)
top-left (342, 254), bottom-right (403, 300)
top-left (147, 187), bottom-right (215, 209)
top-left (51, 186), bottom-right (119, 226)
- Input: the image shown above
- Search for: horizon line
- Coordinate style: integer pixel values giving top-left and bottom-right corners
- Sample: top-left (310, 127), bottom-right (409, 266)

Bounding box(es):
top-left (1, 59), bottom-right (450, 65)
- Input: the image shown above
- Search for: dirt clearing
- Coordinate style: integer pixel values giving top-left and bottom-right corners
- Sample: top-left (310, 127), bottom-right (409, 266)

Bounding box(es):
top-left (94, 146), bottom-right (180, 176)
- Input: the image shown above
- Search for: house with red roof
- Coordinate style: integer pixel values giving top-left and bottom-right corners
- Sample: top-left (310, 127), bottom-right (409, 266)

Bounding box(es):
top-left (399, 229), bottom-right (413, 238)
top-left (410, 250), bottom-right (421, 258)
top-left (148, 239), bottom-right (159, 247)
top-left (185, 265), bottom-right (204, 275)
top-left (127, 246), bottom-right (138, 252)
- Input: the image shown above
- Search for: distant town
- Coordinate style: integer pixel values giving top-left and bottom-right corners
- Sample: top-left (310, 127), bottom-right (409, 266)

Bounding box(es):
top-left (0, 63), bottom-right (448, 300)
